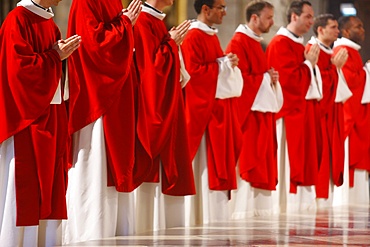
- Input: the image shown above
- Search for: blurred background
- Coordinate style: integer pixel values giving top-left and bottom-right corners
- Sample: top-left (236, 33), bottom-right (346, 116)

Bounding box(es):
top-left (1, 0), bottom-right (369, 61)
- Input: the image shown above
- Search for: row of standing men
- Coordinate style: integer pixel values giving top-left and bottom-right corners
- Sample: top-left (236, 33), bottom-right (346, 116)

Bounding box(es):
top-left (0, 0), bottom-right (369, 246)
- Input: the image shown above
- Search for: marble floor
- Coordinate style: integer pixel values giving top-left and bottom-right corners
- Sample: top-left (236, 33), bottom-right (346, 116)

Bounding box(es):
top-left (62, 205), bottom-right (370, 246)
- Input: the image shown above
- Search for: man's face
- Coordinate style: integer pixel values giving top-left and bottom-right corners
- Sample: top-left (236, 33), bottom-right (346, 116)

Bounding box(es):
top-left (295, 4), bottom-right (314, 35)
top-left (256, 7), bottom-right (274, 34)
top-left (319, 19), bottom-right (340, 44)
top-left (347, 17), bottom-right (365, 44)
top-left (205, 0), bottom-right (227, 25)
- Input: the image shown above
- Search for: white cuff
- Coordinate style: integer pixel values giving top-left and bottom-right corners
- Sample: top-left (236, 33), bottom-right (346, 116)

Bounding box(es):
top-left (361, 63), bottom-right (370, 104)
top-left (251, 72), bottom-right (283, 113)
top-left (335, 69), bottom-right (352, 103)
top-left (304, 60), bottom-right (323, 100)
top-left (215, 56), bottom-right (243, 99)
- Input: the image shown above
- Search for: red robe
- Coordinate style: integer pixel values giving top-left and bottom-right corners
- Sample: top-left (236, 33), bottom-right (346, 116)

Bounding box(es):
top-left (225, 31), bottom-right (278, 191)
top-left (307, 42), bottom-right (344, 198)
top-left (334, 43), bottom-right (370, 187)
top-left (67, 0), bottom-right (144, 191)
top-left (266, 32), bottom-right (320, 193)
top-left (0, 6), bottom-right (67, 226)
top-left (133, 10), bottom-right (195, 195)
top-left (182, 26), bottom-right (242, 191)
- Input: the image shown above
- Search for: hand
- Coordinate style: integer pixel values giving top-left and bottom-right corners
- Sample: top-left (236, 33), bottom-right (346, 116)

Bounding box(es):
top-left (226, 53), bottom-right (239, 68)
top-left (169, 20), bottom-right (190, 45)
top-left (268, 67), bottom-right (279, 85)
top-left (122, 0), bottom-right (142, 26)
top-left (331, 48), bottom-right (348, 69)
top-left (304, 43), bottom-right (320, 67)
top-left (53, 34), bottom-right (81, 61)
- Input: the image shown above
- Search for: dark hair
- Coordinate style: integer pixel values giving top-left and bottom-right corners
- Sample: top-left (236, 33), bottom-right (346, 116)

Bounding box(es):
top-left (287, 0), bottom-right (312, 24)
top-left (313, 14), bottom-right (336, 36)
top-left (246, 0), bottom-right (274, 22)
top-left (194, 0), bottom-right (215, 14)
top-left (338, 15), bottom-right (355, 32)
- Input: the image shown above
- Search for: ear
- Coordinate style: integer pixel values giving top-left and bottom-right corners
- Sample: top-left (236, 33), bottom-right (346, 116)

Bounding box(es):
top-left (201, 4), bottom-right (210, 13)
top-left (317, 26), bottom-right (324, 36)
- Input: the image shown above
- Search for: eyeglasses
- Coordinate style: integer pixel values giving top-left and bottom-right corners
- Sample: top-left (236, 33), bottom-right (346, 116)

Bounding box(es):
top-left (207, 5), bottom-right (227, 12)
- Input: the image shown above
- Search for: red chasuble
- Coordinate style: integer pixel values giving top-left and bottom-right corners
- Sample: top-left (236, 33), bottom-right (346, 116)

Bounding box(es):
top-left (182, 27), bottom-right (242, 191)
top-left (67, 0), bottom-right (144, 191)
top-left (133, 11), bottom-right (195, 195)
top-left (307, 43), bottom-right (344, 198)
top-left (266, 33), bottom-right (320, 193)
top-left (334, 44), bottom-right (370, 187)
top-left (0, 7), bottom-right (67, 226)
top-left (226, 31), bottom-right (278, 191)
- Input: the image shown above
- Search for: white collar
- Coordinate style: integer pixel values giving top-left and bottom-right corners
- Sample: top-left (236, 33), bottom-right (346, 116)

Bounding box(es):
top-left (276, 27), bottom-right (304, 44)
top-left (142, 3), bottom-right (166, 20)
top-left (189, 20), bottom-right (218, 36)
top-left (333, 37), bottom-right (361, 51)
top-left (17, 0), bottom-right (54, 19)
top-left (308, 36), bottom-right (333, 54)
top-left (235, 24), bottom-right (263, 42)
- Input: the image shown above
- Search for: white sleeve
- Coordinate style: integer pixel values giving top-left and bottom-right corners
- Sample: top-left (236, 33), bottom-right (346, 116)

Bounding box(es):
top-left (251, 72), bottom-right (283, 113)
top-left (215, 56), bottom-right (243, 99)
top-left (304, 60), bottom-right (323, 101)
top-left (335, 69), bottom-right (352, 103)
top-left (51, 78), bottom-right (62, 104)
top-left (361, 63), bottom-right (370, 104)
top-left (179, 48), bottom-right (190, 88)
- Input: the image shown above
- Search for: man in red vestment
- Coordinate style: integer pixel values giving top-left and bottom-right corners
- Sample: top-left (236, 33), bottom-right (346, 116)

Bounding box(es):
top-left (0, 0), bottom-right (80, 245)
top-left (266, 0), bottom-right (321, 195)
top-left (306, 14), bottom-right (349, 200)
top-left (132, 0), bottom-right (196, 233)
top-left (225, 0), bottom-right (282, 191)
top-left (334, 16), bottom-right (370, 200)
top-left (64, 0), bottom-right (142, 244)
top-left (182, 0), bottom-right (243, 223)
top-left (133, 0), bottom-right (195, 196)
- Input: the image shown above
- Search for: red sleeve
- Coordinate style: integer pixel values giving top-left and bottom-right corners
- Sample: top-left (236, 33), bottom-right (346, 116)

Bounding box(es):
top-left (225, 34), bottom-right (264, 131)
top-left (0, 8), bottom-right (62, 142)
top-left (181, 30), bottom-right (221, 157)
top-left (266, 36), bottom-right (311, 118)
top-left (67, 0), bottom-right (134, 133)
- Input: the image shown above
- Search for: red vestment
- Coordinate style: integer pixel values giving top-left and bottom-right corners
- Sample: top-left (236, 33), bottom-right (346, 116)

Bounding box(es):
top-left (307, 42), bottom-right (344, 198)
top-left (266, 31), bottom-right (320, 193)
top-left (182, 25), bottom-right (242, 191)
top-left (0, 6), bottom-right (67, 226)
top-left (225, 31), bottom-right (278, 190)
top-left (133, 10), bottom-right (195, 195)
top-left (334, 42), bottom-right (370, 187)
top-left (67, 0), bottom-right (144, 191)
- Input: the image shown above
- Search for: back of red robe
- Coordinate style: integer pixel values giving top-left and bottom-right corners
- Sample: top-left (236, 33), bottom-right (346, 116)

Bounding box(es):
top-left (133, 11), bottom-right (195, 196)
top-left (266, 34), bottom-right (320, 193)
top-left (67, 0), bottom-right (144, 191)
top-left (226, 31), bottom-right (278, 191)
top-left (182, 27), bottom-right (242, 191)
top-left (0, 6), bottom-right (67, 226)
top-left (334, 45), bottom-right (370, 187)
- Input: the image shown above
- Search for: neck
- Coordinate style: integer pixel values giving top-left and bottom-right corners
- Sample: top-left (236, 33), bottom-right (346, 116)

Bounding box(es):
top-left (247, 23), bottom-right (261, 36)
top-left (317, 37), bottom-right (332, 48)
top-left (146, 0), bottom-right (167, 11)
top-left (32, 0), bottom-right (50, 8)
top-left (286, 23), bottom-right (303, 37)
top-left (197, 15), bottom-right (213, 27)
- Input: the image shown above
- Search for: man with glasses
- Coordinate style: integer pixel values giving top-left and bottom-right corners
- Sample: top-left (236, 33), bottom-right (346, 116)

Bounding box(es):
top-left (225, 0), bottom-right (283, 216)
top-left (182, 0), bottom-right (243, 224)
top-left (266, 0), bottom-right (321, 212)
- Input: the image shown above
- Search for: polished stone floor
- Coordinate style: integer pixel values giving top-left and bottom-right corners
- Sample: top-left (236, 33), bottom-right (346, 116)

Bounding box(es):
top-left (62, 205), bottom-right (370, 246)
